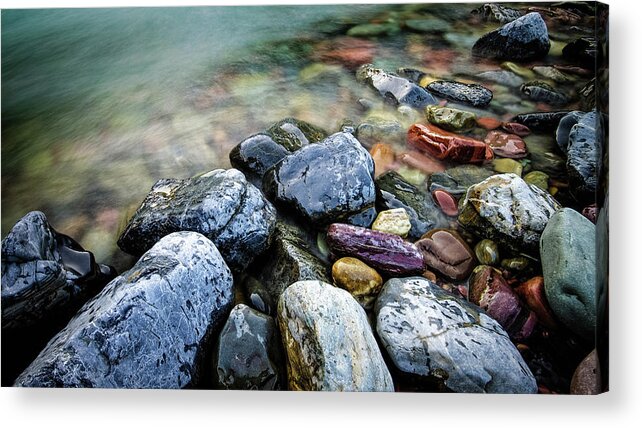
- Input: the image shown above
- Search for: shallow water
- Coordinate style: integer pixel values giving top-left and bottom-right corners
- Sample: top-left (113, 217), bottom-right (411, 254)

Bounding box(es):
top-left (2, 3), bottom-right (591, 270)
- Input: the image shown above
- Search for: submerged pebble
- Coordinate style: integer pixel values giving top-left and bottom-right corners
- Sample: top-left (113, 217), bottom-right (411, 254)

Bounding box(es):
top-left (371, 208), bottom-right (412, 237)
top-left (415, 229), bottom-right (476, 281)
top-left (425, 80), bottom-right (493, 107)
top-left (331, 257), bottom-right (383, 310)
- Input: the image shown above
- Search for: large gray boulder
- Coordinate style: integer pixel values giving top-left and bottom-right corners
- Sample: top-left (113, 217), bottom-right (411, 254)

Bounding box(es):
top-left (375, 277), bottom-right (537, 393)
top-left (117, 168), bottom-right (276, 271)
top-left (15, 232), bottom-right (233, 388)
top-left (277, 280), bottom-right (394, 391)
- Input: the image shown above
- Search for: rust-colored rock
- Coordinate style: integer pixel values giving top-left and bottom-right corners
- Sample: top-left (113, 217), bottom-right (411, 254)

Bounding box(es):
top-left (313, 37), bottom-right (375, 70)
top-left (407, 123), bottom-right (493, 164)
top-left (397, 151), bottom-right (446, 174)
top-left (370, 143), bottom-right (396, 177)
top-left (515, 276), bottom-right (558, 330)
top-left (485, 130), bottom-right (528, 159)
top-left (476, 117), bottom-right (503, 130)
top-left (415, 229), bottom-right (475, 281)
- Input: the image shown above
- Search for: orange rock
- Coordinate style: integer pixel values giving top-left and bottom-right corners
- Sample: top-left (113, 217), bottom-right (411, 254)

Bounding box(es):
top-left (397, 150), bottom-right (446, 174)
top-left (476, 117), bottom-right (503, 130)
top-left (369, 143), bottom-right (396, 177)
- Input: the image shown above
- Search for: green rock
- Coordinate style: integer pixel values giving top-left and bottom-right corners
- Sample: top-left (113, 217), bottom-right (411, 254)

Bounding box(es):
top-left (425, 105), bottom-right (477, 132)
top-left (404, 16), bottom-right (450, 33)
top-left (501, 62), bottom-right (536, 80)
top-left (474, 239), bottom-right (499, 265)
top-left (397, 166), bottom-right (427, 187)
top-left (541, 208), bottom-right (596, 341)
top-left (347, 22), bottom-right (400, 37)
top-left (493, 158), bottom-right (523, 176)
top-left (266, 118), bottom-right (328, 152)
top-left (429, 165), bottom-right (495, 196)
top-left (371, 208), bottom-right (412, 238)
top-left (299, 62), bottom-right (344, 84)
top-left (524, 171), bottom-right (550, 191)
top-left (532, 66), bottom-right (575, 84)
top-left (500, 257), bottom-right (531, 272)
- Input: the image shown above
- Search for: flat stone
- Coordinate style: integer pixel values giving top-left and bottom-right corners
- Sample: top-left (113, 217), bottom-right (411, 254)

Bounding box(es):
top-left (331, 257), bottom-right (383, 310)
top-left (431, 189), bottom-right (458, 216)
top-left (415, 229), bottom-right (476, 281)
top-left (118, 169), bottom-right (276, 271)
top-left (425, 105), bottom-right (477, 132)
top-left (375, 277), bottom-right (537, 393)
top-left (477, 70), bottom-right (524, 88)
top-left (521, 81), bottom-right (568, 106)
top-left (493, 158), bottom-right (523, 176)
top-left (356, 64), bottom-right (437, 108)
top-left (371, 208), bottom-right (412, 238)
top-left (16, 232), bottom-right (234, 388)
top-left (512, 111), bottom-right (571, 133)
top-left (523, 170), bottom-right (550, 191)
top-left (428, 165), bottom-right (494, 196)
top-left (541, 208), bottom-right (596, 341)
top-left (458, 173), bottom-right (561, 253)
top-left (214, 304), bottom-right (284, 390)
top-left (485, 130), bottom-right (528, 159)
top-left (263, 132), bottom-right (376, 227)
top-left (278, 280), bottom-right (394, 391)
top-left (425, 80), bottom-right (493, 107)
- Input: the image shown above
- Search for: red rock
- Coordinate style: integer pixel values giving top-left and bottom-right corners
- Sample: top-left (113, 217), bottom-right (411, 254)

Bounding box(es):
top-left (407, 123), bottom-right (493, 164)
top-left (501, 122), bottom-right (531, 136)
top-left (515, 276), bottom-right (558, 330)
top-left (581, 203), bottom-right (598, 223)
top-left (313, 37), bottom-right (375, 70)
top-left (484, 130), bottom-right (528, 159)
top-left (398, 150), bottom-right (446, 174)
top-left (476, 117), bottom-right (503, 130)
top-left (431, 189), bottom-right (458, 216)
top-left (570, 349), bottom-right (601, 394)
top-left (415, 229), bottom-right (475, 281)
top-left (370, 143), bottom-right (396, 177)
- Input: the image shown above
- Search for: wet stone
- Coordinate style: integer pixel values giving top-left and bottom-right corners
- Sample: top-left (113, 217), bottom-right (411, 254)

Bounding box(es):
top-left (371, 208), bottom-right (412, 238)
top-left (357, 118), bottom-right (405, 149)
top-left (118, 169), bottom-right (276, 271)
top-left (16, 232), bottom-right (234, 388)
top-left (375, 277), bottom-right (537, 393)
top-left (2, 211), bottom-right (117, 331)
top-left (458, 173), bottom-right (561, 253)
top-left (512, 111), bottom-right (571, 133)
top-left (477, 70), bottom-right (524, 88)
top-left (582, 204), bottom-right (598, 224)
top-left (474, 239), bottom-right (499, 266)
top-left (471, 3), bottom-right (522, 23)
top-left (278, 280), bottom-right (394, 391)
top-left (476, 117), bottom-right (503, 130)
top-left (265, 118), bottom-right (328, 152)
top-left (331, 257), bottom-right (383, 310)
top-left (485, 130), bottom-right (528, 159)
top-left (493, 158), bottom-right (523, 176)
top-left (571, 349), bottom-right (601, 395)
top-left (415, 229), bottom-right (476, 281)
top-left (532, 65), bottom-right (575, 84)
top-left (515, 276), bottom-right (558, 331)
top-left (431, 189), bottom-right (458, 217)
top-left (326, 223), bottom-right (425, 276)
top-left (404, 16), bottom-right (450, 33)
top-left (541, 208), bottom-right (596, 342)
top-left (425, 105), bottom-right (477, 132)
top-left (376, 171), bottom-right (450, 240)
top-left (472, 12), bottom-right (550, 61)
top-left (369, 143), bottom-right (396, 177)
top-left (520, 81), bottom-right (568, 106)
top-left (356, 64), bottom-right (437, 108)
top-left (263, 131), bottom-right (376, 227)
top-left (229, 134), bottom-right (290, 186)
top-left (468, 265), bottom-right (537, 341)
top-left (214, 304), bottom-right (284, 390)
top-left (425, 80), bottom-right (493, 108)
top-left (524, 171), bottom-right (550, 191)
top-left (347, 22), bottom-right (400, 37)
top-left (501, 122), bottom-right (531, 137)
top-left (500, 257), bottom-right (532, 273)
top-left (407, 123), bottom-right (493, 164)
top-left (428, 165), bottom-right (494, 197)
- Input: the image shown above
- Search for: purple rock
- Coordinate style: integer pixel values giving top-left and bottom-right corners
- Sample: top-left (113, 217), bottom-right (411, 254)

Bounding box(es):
top-left (326, 223), bottom-right (425, 276)
top-left (468, 265), bottom-right (536, 340)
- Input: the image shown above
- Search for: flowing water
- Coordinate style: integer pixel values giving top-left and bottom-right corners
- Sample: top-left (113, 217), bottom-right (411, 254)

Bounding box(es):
top-left (1, 3), bottom-right (590, 271)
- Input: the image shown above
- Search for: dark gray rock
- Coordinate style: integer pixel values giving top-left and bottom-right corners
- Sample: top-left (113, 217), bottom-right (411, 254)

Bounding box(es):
top-left (428, 165), bottom-right (494, 197)
top-left (229, 134), bottom-right (290, 186)
top-left (278, 280), bottom-right (394, 391)
top-left (520, 81), bottom-right (568, 106)
top-left (2, 211), bottom-right (116, 330)
top-left (356, 64), bottom-right (437, 108)
top-left (563, 37), bottom-right (601, 69)
top-left (265, 117), bottom-right (328, 152)
top-left (15, 232), bottom-right (234, 388)
top-left (118, 168), bottom-right (276, 271)
top-left (477, 70), bottom-right (524, 88)
top-left (512, 111), bottom-right (572, 133)
top-left (375, 277), bottom-right (537, 393)
top-left (541, 208), bottom-right (596, 342)
top-left (263, 132), bottom-right (376, 226)
top-left (555, 111), bottom-right (585, 153)
top-left (472, 12), bottom-right (550, 61)
top-left (458, 173), bottom-right (561, 253)
top-left (376, 171), bottom-right (449, 240)
top-left (471, 3), bottom-right (522, 24)
top-left (214, 304), bottom-right (284, 390)
top-left (425, 80), bottom-right (493, 107)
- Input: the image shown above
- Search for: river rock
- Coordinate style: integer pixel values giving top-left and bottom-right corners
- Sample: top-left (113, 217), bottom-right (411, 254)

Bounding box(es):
top-left (357, 118), bottom-right (405, 149)
top-left (541, 208), bottom-right (596, 341)
top-left (458, 173), bottom-right (561, 253)
top-left (375, 277), bottom-right (537, 393)
top-left (501, 122), bottom-right (531, 136)
top-left (472, 12), bottom-right (550, 61)
top-left (520, 81), bottom-right (568, 106)
top-left (493, 158), bottom-right (523, 176)
top-left (523, 170), bottom-right (550, 191)
top-left (371, 208), bottom-right (412, 237)
top-left (278, 280), bottom-right (394, 391)
top-left (265, 117), bottom-right (328, 152)
top-left (555, 111), bottom-right (585, 153)
top-left (425, 105), bottom-right (476, 132)
top-left (326, 223), bottom-right (425, 276)
top-left (431, 189), bottom-right (458, 216)
top-left (570, 349), bottom-right (601, 394)
top-left (16, 232), bottom-right (234, 388)
top-left (1, 211), bottom-right (117, 331)
top-left (356, 64), bottom-right (437, 108)
top-left (118, 169), bottom-right (276, 271)
top-left (485, 130), bottom-right (528, 159)
top-left (515, 276), bottom-right (558, 330)
top-left (376, 171), bottom-right (449, 240)
top-left (331, 257), bottom-right (383, 310)
top-left (477, 70), bottom-right (524, 88)
top-left (468, 265), bottom-right (537, 340)
top-left (229, 134), bottom-right (290, 186)
top-left (425, 80), bottom-right (493, 107)
top-left (263, 131), bottom-right (376, 227)
top-left (415, 229), bottom-right (476, 281)
top-left (512, 111), bottom-right (571, 133)
top-left (471, 3), bottom-right (522, 23)
top-left (428, 165), bottom-right (494, 196)
top-left (474, 239), bottom-right (499, 265)
top-left (214, 304), bottom-right (284, 390)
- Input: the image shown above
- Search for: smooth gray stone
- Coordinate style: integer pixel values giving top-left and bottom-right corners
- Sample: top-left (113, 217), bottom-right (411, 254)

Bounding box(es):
top-left (277, 280), bottom-right (394, 391)
top-left (118, 168), bottom-right (276, 271)
top-left (541, 208), bottom-right (596, 341)
top-left (375, 277), bottom-right (537, 393)
top-left (214, 304), bottom-right (284, 390)
top-left (567, 111), bottom-right (603, 195)
top-left (16, 232), bottom-right (233, 388)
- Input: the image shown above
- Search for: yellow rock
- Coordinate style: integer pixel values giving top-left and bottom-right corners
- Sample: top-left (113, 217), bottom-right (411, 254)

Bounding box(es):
top-left (331, 257), bottom-right (383, 309)
top-left (493, 158), bottom-right (523, 176)
top-left (371, 208), bottom-right (412, 237)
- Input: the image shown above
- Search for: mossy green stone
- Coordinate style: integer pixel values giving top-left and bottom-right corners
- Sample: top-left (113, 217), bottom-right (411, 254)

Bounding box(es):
top-left (524, 171), bottom-right (550, 191)
top-left (425, 105), bottom-right (477, 132)
top-left (493, 158), bottom-right (523, 176)
top-left (265, 118), bottom-right (328, 152)
top-left (347, 22), bottom-right (400, 37)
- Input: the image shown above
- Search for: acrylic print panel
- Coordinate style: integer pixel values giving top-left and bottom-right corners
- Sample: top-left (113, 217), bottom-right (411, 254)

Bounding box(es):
top-left (1, 1), bottom-right (608, 393)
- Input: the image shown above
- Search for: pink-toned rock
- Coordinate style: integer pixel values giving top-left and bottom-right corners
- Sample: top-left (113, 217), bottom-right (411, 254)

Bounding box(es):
top-left (485, 130), bottom-right (528, 159)
top-left (431, 189), bottom-right (458, 216)
top-left (415, 229), bottom-right (475, 281)
top-left (398, 150), bottom-right (446, 174)
top-left (571, 349), bottom-right (601, 395)
top-left (501, 122), bottom-right (531, 136)
top-left (313, 37), bottom-right (375, 70)
top-left (581, 203), bottom-right (598, 224)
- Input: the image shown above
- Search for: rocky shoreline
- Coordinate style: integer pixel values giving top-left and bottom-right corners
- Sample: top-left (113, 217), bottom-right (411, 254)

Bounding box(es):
top-left (2, 2), bottom-right (608, 393)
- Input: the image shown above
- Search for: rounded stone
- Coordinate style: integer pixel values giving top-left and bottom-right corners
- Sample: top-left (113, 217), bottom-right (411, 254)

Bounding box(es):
top-left (485, 130), bottom-right (528, 159)
top-left (570, 349), bottom-right (601, 395)
top-left (493, 158), bottom-right (523, 176)
top-left (474, 239), bottom-right (499, 265)
top-left (524, 171), bottom-right (550, 191)
top-left (331, 257), bottom-right (383, 310)
top-left (515, 276), bottom-right (558, 330)
top-left (431, 189), bottom-right (458, 217)
top-left (425, 105), bottom-right (477, 132)
top-left (415, 229), bottom-right (476, 281)
top-left (371, 208), bottom-right (412, 237)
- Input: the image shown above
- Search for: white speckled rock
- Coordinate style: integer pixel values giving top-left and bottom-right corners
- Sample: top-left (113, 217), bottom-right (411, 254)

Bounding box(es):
top-left (15, 232), bottom-right (233, 388)
top-left (375, 277), bottom-right (537, 393)
top-left (458, 173), bottom-right (561, 252)
top-left (277, 280), bottom-right (394, 391)
top-left (371, 208), bottom-right (412, 237)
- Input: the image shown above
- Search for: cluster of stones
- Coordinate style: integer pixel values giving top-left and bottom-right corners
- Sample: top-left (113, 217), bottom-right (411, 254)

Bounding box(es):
top-left (3, 4), bottom-right (606, 394)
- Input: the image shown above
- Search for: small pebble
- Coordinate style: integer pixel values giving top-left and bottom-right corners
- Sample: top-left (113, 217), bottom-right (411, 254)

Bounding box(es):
top-left (371, 208), bottom-right (412, 238)
top-left (474, 239), bottom-right (499, 265)
top-left (431, 189), bottom-right (459, 216)
top-left (501, 122), bottom-right (531, 136)
top-left (493, 158), bottom-right (523, 176)
top-left (331, 257), bottom-right (383, 310)
top-left (524, 170), bottom-right (550, 191)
